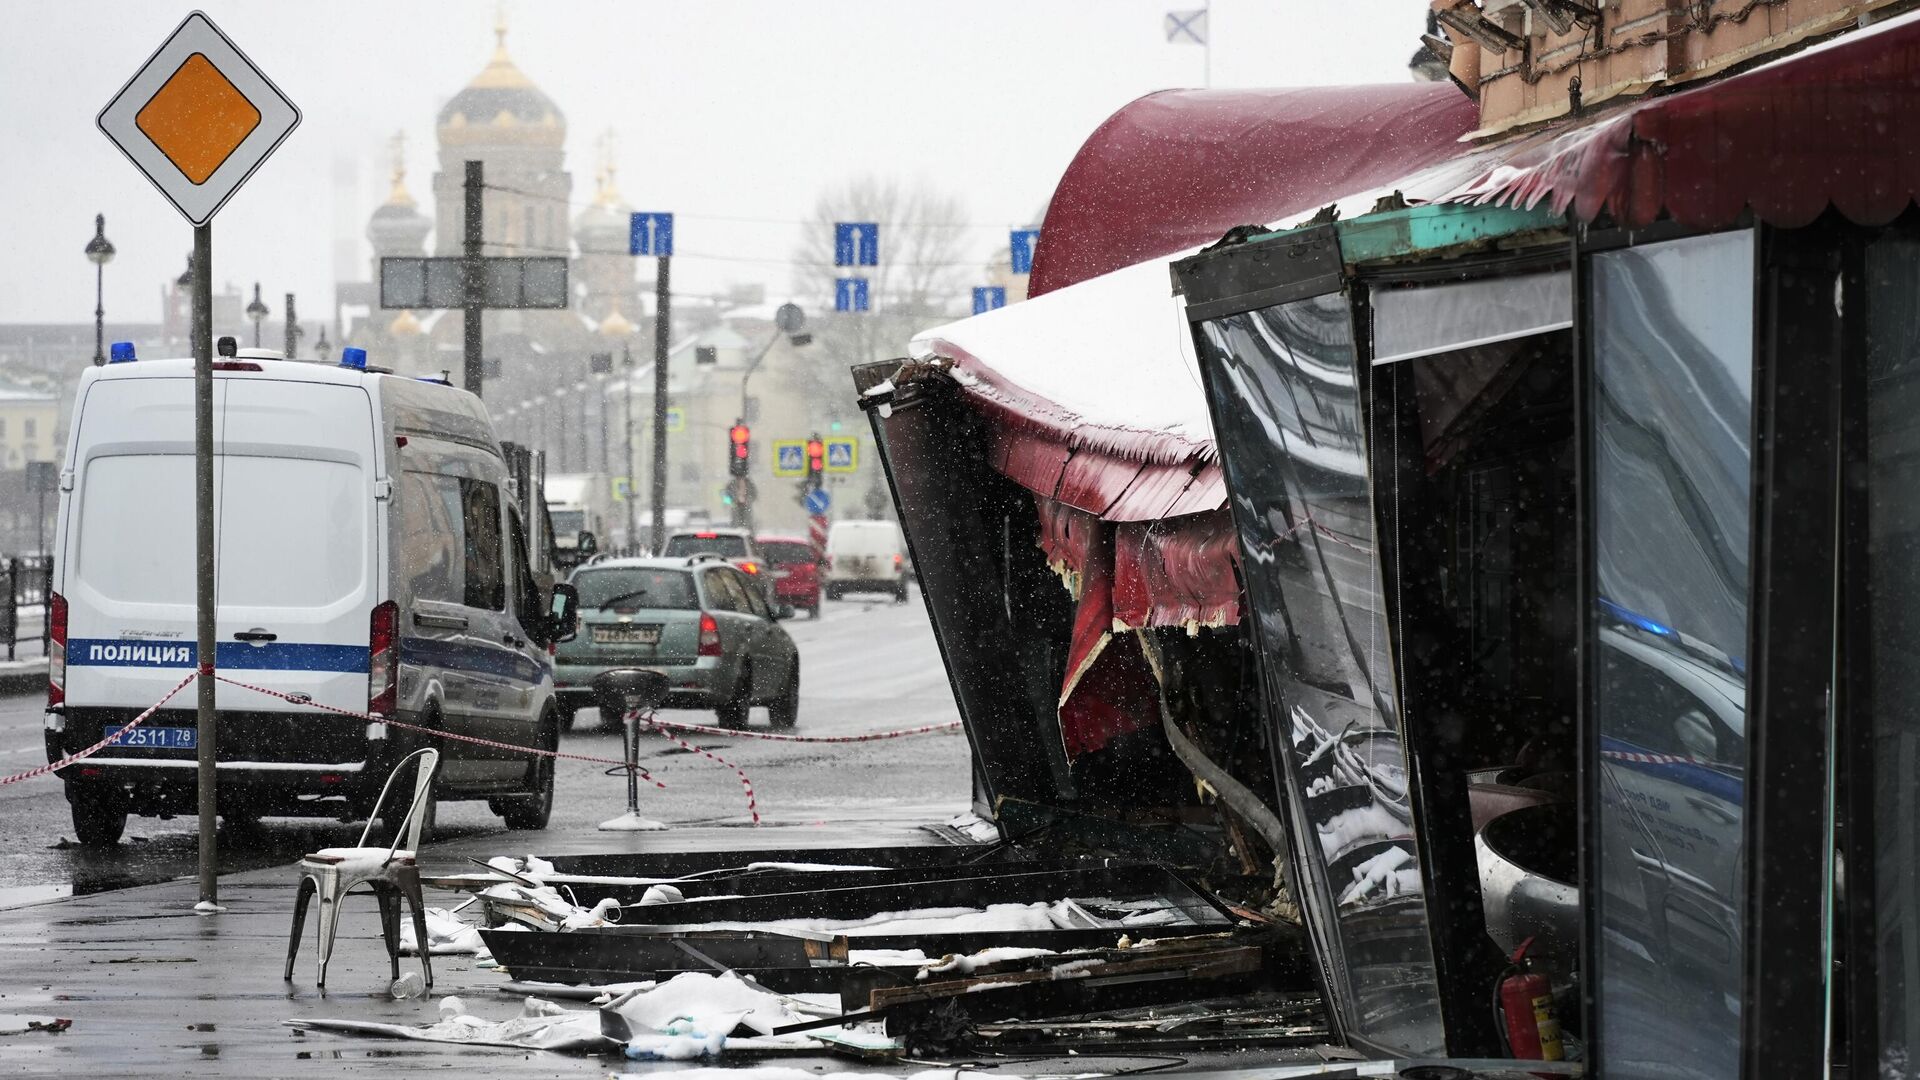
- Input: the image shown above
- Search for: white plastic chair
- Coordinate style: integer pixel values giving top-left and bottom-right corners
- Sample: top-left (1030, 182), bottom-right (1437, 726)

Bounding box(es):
top-left (284, 747), bottom-right (439, 989)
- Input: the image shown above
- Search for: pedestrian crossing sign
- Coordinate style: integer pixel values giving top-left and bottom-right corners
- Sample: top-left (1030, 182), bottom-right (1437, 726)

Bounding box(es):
top-left (666, 407), bottom-right (685, 433)
top-left (611, 476), bottom-right (632, 501)
top-left (773, 441), bottom-right (806, 477)
top-left (824, 438), bottom-right (858, 473)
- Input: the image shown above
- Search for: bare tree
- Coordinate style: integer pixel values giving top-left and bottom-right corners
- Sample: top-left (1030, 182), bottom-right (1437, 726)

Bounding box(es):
top-left (788, 175), bottom-right (975, 415)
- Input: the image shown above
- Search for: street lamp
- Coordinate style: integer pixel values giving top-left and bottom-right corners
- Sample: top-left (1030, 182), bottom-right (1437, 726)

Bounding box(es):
top-left (245, 283), bottom-right (270, 348)
top-left (314, 326), bottom-right (331, 363)
top-left (84, 214), bottom-right (115, 366)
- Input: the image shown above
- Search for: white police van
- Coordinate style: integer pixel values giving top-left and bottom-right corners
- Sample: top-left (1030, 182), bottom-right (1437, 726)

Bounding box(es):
top-left (43, 340), bottom-right (578, 844)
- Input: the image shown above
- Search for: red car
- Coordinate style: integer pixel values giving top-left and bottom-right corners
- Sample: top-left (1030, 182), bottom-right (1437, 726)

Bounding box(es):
top-left (757, 535), bottom-right (822, 618)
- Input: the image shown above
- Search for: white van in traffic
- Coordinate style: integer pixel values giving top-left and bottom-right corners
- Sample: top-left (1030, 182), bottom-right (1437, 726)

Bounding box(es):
top-left (824, 519), bottom-right (909, 602)
top-left (44, 343), bottom-right (579, 844)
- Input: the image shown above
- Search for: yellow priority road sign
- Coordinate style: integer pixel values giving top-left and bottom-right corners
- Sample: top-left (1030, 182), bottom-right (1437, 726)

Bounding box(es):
top-left (96, 11), bottom-right (300, 226)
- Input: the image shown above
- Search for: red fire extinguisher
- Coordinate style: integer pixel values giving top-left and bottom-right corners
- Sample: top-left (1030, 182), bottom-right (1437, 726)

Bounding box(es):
top-left (1498, 937), bottom-right (1565, 1061)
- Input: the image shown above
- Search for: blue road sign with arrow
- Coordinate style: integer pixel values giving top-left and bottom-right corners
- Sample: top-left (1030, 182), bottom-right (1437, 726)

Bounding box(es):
top-left (835, 278), bottom-right (870, 313)
top-left (973, 286), bottom-right (1006, 315)
top-left (803, 487), bottom-right (831, 515)
top-left (834, 222), bottom-right (879, 267)
top-left (1010, 229), bottom-right (1040, 274)
top-left (630, 212), bottom-right (674, 256)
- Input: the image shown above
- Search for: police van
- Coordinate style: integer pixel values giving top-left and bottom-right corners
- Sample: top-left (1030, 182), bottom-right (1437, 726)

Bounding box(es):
top-left (43, 341), bottom-right (578, 844)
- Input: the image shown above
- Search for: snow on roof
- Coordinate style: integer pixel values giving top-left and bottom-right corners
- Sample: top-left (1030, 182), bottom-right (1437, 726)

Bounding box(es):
top-left (910, 255), bottom-right (1211, 464)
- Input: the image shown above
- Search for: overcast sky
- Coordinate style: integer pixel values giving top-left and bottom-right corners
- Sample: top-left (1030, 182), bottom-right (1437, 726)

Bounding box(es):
top-left (1, 0), bottom-right (1431, 328)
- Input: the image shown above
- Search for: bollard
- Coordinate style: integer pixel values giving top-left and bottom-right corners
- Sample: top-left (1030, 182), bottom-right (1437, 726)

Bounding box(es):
top-left (591, 669), bottom-right (670, 832)
top-left (623, 707), bottom-right (641, 818)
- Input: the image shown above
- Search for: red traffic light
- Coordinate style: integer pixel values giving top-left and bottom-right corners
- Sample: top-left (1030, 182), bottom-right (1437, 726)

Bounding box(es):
top-left (806, 437), bottom-right (825, 473)
top-left (729, 423), bottom-right (751, 459)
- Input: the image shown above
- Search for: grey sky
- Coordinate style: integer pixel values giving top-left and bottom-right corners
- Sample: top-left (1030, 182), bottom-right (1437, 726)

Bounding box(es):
top-left (1, 0), bottom-right (1430, 328)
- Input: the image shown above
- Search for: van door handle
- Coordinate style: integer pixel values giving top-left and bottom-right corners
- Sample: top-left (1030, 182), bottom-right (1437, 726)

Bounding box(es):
top-left (413, 612), bottom-right (469, 630)
top-left (233, 630), bottom-right (277, 643)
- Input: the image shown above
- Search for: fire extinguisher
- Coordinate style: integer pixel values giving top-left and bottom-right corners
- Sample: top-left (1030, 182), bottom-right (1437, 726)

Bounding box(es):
top-left (1497, 937), bottom-right (1565, 1061)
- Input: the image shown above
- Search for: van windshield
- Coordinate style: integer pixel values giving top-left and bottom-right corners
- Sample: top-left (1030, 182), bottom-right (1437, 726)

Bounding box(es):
top-left (663, 533), bottom-right (748, 558)
top-left (572, 568), bottom-right (698, 610)
top-left (551, 509), bottom-right (585, 535)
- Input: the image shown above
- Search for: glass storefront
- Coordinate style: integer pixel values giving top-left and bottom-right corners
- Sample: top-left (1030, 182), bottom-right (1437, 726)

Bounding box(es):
top-left (1193, 292), bottom-right (1444, 1055)
top-left (1588, 229), bottom-right (1755, 1078)
top-left (1862, 230), bottom-right (1920, 1075)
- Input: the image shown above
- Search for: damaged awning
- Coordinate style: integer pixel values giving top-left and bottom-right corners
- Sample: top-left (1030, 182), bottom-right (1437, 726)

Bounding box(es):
top-left (1025, 84), bottom-right (1480, 297)
top-left (1444, 8), bottom-right (1920, 228)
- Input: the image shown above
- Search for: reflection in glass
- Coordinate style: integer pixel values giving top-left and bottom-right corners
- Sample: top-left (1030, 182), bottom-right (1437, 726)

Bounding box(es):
top-left (1863, 232), bottom-right (1920, 1075)
top-left (1196, 293), bottom-right (1443, 1055)
top-left (1590, 229), bottom-right (1753, 1079)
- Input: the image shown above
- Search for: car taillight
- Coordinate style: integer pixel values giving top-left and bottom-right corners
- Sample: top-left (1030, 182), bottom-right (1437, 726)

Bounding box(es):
top-left (47, 592), bottom-right (66, 709)
top-left (893, 553), bottom-right (903, 568)
top-left (368, 600), bottom-right (398, 717)
top-left (740, 561), bottom-right (760, 575)
top-left (698, 612), bottom-right (722, 657)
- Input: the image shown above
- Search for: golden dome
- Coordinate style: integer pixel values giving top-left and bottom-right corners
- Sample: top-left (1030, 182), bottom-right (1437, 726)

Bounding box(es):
top-left (598, 307), bottom-right (635, 338)
top-left (436, 14), bottom-right (564, 147)
top-left (389, 310), bottom-right (423, 337)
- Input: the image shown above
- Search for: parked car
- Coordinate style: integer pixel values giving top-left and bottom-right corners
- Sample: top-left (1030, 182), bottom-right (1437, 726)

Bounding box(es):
top-left (556, 555), bottom-right (800, 731)
top-left (825, 520), bottom-right (909, 602)
top-left (45, 343), bottom-right (579, 845)
top-left (756, 535), bottom-right (822, 617)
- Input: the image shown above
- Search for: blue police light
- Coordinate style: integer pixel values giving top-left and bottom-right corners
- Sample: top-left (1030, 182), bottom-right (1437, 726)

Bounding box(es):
top-left (1599, 597), bottom-right (1676, 638)
top-left (108, 342), bottom-right (137, 363)
top-left (339, 347), bottom-right (368, 370)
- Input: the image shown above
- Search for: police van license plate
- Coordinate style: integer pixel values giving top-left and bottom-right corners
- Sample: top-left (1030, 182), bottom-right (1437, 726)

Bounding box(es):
top-left (593, 626), bottom-right (660, 645)
top-left (120, 727), bottom-right (196, 750)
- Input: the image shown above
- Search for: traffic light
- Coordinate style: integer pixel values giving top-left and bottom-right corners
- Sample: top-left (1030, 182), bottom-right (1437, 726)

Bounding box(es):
top-left (728, 422), bottom-right (751, 477)
top-left (806, 435), bottom-right (825, 477)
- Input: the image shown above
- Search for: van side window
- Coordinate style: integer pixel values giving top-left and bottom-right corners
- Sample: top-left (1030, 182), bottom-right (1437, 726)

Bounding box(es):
top-left (459, 479), bottom-right (504, 612)
top-left (399, 471), bottom-right (464, 604)
top-left (508, 508), bottom-right (542, 637)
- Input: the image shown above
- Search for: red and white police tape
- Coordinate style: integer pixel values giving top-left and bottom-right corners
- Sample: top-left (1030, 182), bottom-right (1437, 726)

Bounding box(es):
top-left (213, 675), bottom-right (667, 788)
top-left (630, 711), bottom-right (760, 825)
top-left (0, 670), bottom-right (199, 786)
top-left (640, 716), bottom-right (964, 743)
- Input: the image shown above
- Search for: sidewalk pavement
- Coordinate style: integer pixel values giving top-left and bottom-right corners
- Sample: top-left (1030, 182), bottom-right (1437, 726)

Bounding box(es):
top-left (0, 819), bottom-right (959, 1079)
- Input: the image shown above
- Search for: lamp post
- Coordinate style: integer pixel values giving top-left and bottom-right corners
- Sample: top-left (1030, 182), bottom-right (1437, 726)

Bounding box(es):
top-left (550, 385), bottom-right (570, 470)
top-left (314, 326), bottom-right (331, 363)
top-left (573, 380), bottom-right (590, 474)
top-left (84, 214), bottom-right (115, 366)
top-left (245, 283), bottom-right (269, 348)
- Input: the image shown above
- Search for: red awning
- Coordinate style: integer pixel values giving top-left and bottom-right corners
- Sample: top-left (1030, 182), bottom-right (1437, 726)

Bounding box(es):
top-left (1028, 84), bottom-right (1479, 297)
top-left (1451, 11), bottom-right (1920, 228)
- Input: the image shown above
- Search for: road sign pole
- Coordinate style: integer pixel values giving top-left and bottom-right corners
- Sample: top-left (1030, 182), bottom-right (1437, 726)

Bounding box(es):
top-left (624, 342), bottom-right (637, 552)
top-left (650, 255), bottom-right (670, 554)
top-left (192, 221), bottom-right (218, 906)
top-left (463, 161), bottom-right (485, 397)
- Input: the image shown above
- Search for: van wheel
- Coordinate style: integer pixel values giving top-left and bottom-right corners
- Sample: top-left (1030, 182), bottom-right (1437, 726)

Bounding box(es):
top-left (495, 709), bottom-right (557, 831)
top-left (717, 663), bottom-right (752, 730)
top-left (70, 792), bottom-right (127, 846)
top-left (769, 660), bottom-right (799, 731)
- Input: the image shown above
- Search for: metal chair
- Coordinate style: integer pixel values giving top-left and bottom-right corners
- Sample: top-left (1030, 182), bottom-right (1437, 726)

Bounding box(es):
top-left (284, 747), bottom-right (439, 989)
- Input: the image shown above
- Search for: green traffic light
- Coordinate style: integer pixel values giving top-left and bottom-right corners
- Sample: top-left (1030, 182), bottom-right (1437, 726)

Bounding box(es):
top-left (829, 420), bottom-right (843, 432)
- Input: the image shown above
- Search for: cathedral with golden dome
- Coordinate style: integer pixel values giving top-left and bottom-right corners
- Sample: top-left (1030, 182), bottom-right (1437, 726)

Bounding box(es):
top-left (338, 16), bottom-right (645, 409)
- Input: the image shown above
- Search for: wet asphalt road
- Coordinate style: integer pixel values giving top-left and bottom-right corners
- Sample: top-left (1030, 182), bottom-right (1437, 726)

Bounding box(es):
top-left (0, 587), bottom-right (969, 906)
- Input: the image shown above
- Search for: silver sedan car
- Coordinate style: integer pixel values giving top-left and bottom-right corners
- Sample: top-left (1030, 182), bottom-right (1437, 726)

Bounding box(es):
top-left (554, 556), bottom-right (800, 730)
